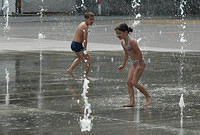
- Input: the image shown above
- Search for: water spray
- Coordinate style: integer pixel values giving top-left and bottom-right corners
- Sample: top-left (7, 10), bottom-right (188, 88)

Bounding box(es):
top-left (5, 68), bottom-right (10, 105)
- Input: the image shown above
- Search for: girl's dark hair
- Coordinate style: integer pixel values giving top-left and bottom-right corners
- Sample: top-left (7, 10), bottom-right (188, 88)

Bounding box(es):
top-left (115, 23), bottom-right (133, 33)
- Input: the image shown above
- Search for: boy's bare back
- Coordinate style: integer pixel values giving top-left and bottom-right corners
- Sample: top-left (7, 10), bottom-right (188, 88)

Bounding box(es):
top-left (73, 22), bottom-right (88, 43)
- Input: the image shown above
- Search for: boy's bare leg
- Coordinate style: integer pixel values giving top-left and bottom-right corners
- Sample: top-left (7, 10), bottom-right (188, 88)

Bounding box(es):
top-left (67, 52), bottom-right (84, 77)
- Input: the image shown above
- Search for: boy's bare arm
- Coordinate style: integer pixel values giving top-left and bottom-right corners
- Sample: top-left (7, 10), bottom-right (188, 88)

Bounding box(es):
top-left (81, 25), bottom-right (88, 50)
top-left (83, 29), bottom-right (88, 50)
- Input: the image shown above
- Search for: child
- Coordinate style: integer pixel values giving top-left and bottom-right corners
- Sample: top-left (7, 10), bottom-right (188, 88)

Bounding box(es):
top-left (114, 23), bottom-right (151, 107)
top-left (67, 12), bottom-right (94, 78)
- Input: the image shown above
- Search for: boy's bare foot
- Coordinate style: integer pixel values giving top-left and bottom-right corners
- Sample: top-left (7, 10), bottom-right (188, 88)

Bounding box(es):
top-left (123, 104), bottom-right (135, 107)
top-left (67, 70), bottom-right (74, 77)
top-left (144, 95), bottom-right (152, 106)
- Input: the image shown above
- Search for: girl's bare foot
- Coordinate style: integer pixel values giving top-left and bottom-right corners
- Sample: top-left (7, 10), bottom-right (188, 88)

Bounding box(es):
top-left (67, 70), bottom-right (74, 77)
top-left (144, 95), bottom-right (152, 106)
top-left (123, 104), bottom-right (135, 107)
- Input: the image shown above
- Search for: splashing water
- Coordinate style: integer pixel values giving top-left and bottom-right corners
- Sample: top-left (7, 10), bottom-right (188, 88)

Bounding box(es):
top-left (178, 0), bottom-right (187, 92)
top-left (70, 0), bottom-right (87, 14)
top-left (179, 94), bottom-right (185, 116)
top-left (38, 32), bottom-right (44, 69)
top-left (80, 0), bottom-right (87, 10)
top-left (2, 0), bottom-right (9, 31)
top-left (5, 68), bottom-right (10, 105)
top-left (132, 13), bottom-right (141, 27)
top-left (137, 37), bottom-right (142, 44)
top-left (177, 0), bottom-right (187, 121)
top-left (178, 0), bottom-right (187, 47)
top-left (135, 90), bottom-right (140, 123)
top-left (180, 115), bottom-right (184, 135)
top-left (81, 0), bottom-right (85, 7)
top-left (37, 0), bottom-right (45, 109)
top-left (179, 0), bottom-right (187, 17)
top-left (38, 32), bottom-right (45, 40)
top-left (179, 94), bottom-right (185, 134)
top-left (81, 0), bottom-right (87, 9)
top-left (111, 57), bottom-right (114, 62)
top-left (2, 0), bottom-right (9, 10)
top-left (80, 78), bottom-right (93, 132)
top-left (131, 0), bottom-right (143, 54)
top-left (39, 35), bottom-right (43, 95)
top-left (5, 68), bottom-right (9, 94)
top-left (131, 0), bottom-right (140, 9)
top-left (38, 0), bottom-right (45, 93)
top-left (131, 0), bottom-right (141, 27)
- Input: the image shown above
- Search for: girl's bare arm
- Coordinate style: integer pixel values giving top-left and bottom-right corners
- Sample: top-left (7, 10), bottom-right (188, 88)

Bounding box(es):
top-left (120, 41), bottom-right (129, 67)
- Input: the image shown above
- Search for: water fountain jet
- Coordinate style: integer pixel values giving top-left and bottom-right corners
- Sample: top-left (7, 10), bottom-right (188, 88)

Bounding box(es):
top-left (179, 94), bottom-right (185, 116)
top-left (37, 0), bottom-right (46, 109)
top-left (80, 78), bottom-right (93, 132)
top-left (178, 0), bottom-right (187, 117)
top-left (2, 0), bottom-right (9, 31)
top-left (5, 68), bottom-right (10, 105)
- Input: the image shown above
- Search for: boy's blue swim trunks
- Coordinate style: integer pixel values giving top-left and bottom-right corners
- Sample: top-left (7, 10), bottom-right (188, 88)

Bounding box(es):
top-left (71, 41), bottom-right (84, 52)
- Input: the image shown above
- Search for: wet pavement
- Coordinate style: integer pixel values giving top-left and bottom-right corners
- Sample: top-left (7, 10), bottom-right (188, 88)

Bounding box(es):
top-left (0, 50), bottom-right (200, 135)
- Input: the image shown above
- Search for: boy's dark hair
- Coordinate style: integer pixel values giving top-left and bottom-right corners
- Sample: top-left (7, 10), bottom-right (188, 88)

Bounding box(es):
top-left (115, 23), bottom-right (133, 33)
top-left (84, 12), bottom-right (95, 19)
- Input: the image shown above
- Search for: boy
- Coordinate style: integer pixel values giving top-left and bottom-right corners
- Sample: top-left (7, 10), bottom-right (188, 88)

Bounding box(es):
top-left (67, 12), bottom-right (94, 78)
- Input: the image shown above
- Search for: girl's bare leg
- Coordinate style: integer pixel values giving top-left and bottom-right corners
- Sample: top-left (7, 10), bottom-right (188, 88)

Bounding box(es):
top-left (123, 66), bottom-right (135, 107)
top-left (67, 52), bottom-right (84, 77)
top-left (135, 84), bottom-right (151, 106)
top-left (132, 64), bottom-right (151, 106)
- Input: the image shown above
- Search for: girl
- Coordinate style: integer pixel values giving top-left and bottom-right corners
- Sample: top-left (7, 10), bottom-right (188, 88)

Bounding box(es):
top-left (115, 23), bottom-right (151, 107)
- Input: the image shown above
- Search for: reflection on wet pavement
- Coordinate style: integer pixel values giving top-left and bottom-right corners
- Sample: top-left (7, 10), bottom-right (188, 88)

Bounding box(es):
top-left (0, 51), bottom-right (200, 135)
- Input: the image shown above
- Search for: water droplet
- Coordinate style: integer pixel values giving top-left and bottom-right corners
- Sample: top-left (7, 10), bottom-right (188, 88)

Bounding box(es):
top-left (38, 32), bottom-right (45, 39)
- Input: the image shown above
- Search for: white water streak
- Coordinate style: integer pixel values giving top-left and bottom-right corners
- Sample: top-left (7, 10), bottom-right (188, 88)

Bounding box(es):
top-left (179, 94), bottom-right (185, 116)
top-left (5, 68), bottom-right (10, 105)
top-left (2, 0), bottom-right (9, 31)
top-left (131, 0), bottom-right (140, 9)
top-left (80, 78), bottom-right (93, 132)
